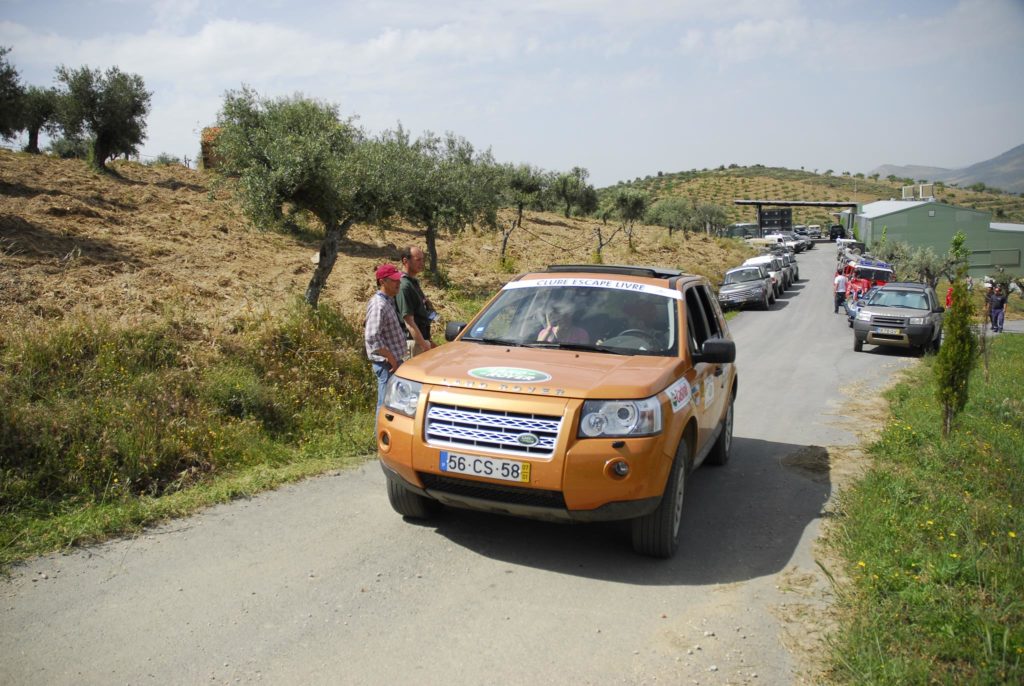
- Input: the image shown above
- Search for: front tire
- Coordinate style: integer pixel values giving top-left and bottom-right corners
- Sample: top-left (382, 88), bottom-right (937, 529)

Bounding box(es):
top-left (853, 337), bottom-right (863, 352)
top-left (632, 435), bottom-right (691, 558)
top-left (706, 398), bottom-right (733, 466)
top-left (387, 477), bottom-right (441, 519)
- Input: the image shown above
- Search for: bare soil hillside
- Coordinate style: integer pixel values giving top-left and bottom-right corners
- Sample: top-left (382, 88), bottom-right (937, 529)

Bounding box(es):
top-left (0, 150), bottom-right (755, 334)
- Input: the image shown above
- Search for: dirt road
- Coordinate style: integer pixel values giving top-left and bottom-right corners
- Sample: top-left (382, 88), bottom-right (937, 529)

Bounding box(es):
top-left (1, 245), bottom-right (913, 685)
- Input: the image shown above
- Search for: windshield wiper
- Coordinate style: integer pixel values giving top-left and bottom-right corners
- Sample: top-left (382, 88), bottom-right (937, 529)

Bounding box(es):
top-left (522, 341), bottom-right (628, 355)
top-left (464, 336), bottom-right (523, 347)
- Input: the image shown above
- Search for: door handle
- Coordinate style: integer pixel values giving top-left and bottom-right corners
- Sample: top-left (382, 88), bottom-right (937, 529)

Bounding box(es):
top-left (713, 365), bottom-right (724, 377)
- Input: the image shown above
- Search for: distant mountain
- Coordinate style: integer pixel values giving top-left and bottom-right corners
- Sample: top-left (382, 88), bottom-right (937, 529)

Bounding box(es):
top-left (872, 143), bottom-right (1024, 194)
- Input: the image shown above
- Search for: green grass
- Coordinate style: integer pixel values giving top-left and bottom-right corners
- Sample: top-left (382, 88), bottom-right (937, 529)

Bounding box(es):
top-left (0, 300), bottom-right (378, 566)
top-left (826, 335), bottom-right (1024, 684)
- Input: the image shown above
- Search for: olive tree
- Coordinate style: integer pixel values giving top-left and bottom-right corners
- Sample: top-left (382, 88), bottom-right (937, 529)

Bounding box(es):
top-left (646, 197), bottom-right (693, 236)
top-left (694, 202), bottom-right (729, 235)
top-left (498, 163), bottom-right (545, 263)
top-left (613, 188), bottom-right (649, 251)
top-left (215, 88), bottom-right (405, 307)
top-left (19, 86), bottom-right (60, 154)
top-left (551, 166), bottom-right (591, 218)
top-left (0, 46), bottom-right (24, 140)
top-left (56, 65), bottom-right (151, 169)
top-left (396, 130), bottom-right (502, 275)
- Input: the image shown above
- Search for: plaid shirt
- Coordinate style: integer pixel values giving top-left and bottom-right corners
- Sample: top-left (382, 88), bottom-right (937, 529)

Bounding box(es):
top-left (364, 291), bottom-right (407, 364)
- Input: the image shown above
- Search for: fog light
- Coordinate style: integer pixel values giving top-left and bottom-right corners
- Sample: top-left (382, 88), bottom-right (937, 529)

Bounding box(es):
top-left (612, 460), bottom-right (630, 477)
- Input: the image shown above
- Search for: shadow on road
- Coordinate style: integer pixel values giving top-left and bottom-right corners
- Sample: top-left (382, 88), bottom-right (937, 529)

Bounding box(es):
top-left (421, 436), bottom-right (830, 585)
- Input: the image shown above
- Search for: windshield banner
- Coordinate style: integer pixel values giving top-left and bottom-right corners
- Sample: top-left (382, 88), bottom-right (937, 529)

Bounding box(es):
top-left (502, 278), bottom-right (682, 300)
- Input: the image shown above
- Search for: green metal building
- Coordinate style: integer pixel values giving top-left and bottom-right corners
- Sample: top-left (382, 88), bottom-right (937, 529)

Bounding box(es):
top-left (856, 199), bottom-right (1024, 278)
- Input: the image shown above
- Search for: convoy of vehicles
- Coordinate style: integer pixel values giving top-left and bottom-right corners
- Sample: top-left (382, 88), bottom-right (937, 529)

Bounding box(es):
top-left (377, 264), bottom-right (738, 558)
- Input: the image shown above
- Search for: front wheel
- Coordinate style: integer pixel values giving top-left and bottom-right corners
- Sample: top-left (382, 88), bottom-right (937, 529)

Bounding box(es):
top-left (387, 477), bottom-right (441, 519)
top-left (706, 398), bottom-right (733, 466)
top-left (632, 436), bottom-right (691, 558)
top-left (853, 337), bottom-right (863, 352)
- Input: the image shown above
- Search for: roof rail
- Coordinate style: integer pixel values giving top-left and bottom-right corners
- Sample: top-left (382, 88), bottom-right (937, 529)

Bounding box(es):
top-left (544, 264), bottom-right (685, 279)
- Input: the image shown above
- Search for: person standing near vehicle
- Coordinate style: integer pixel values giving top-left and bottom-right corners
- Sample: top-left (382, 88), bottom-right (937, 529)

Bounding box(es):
top-left (833, 271), bottom-right (849, 313)
top-left (396, 246), bottom-right (435, 358)
top-left (365, 264), bottom-right (407, 409)
top-left (988, 284), bottom-right (1008, 333)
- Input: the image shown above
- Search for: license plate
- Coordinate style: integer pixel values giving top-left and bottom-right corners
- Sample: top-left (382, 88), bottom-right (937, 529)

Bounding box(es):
top-left (874, 327), bottom-right (901, 335)
top-left (439, 451), bottom-right (531, 483)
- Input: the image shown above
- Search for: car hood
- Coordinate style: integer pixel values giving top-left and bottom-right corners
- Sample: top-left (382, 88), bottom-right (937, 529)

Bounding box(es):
top-left (860, 305), bottom-right (934, 319)
top-left (393, 340), bottom-right (684, 400)
top-left (720, 281), bottom-right (763, 293)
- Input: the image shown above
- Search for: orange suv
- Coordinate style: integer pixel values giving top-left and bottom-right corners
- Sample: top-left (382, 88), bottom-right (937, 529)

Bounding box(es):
top-left (376, 265), bottom-right (738, 557)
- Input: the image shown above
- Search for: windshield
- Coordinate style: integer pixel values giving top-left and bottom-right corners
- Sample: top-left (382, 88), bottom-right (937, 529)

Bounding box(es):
top-left (855, 268), bottom-right (893, 282)
top-left (461, 281), bottom-right (679, 355)
top-left (867, 289), bottom-right (929, 310)
top-left (724, 268), bottom-right (764, 284)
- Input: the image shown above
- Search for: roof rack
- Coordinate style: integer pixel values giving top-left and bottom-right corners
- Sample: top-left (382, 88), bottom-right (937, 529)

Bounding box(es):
top-left (544, 264), bottom-right (685, 279)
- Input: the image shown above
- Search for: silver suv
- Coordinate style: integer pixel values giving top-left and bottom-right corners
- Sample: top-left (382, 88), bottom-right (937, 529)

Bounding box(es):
top-left (852, 282), bottom-right (944, 354)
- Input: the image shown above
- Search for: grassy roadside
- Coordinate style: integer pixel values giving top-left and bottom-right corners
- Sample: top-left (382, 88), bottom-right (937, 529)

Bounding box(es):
top-left (0, 284), bottom-right (491, 569)
top-left (0, 301), bottom-right (378, 567)
top-left (826, 335), bottom-right (1024, 683)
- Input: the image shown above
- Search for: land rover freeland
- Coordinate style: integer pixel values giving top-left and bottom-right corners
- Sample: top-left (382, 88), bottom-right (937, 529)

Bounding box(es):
top-left (376, 265), bottom-right (738, 558)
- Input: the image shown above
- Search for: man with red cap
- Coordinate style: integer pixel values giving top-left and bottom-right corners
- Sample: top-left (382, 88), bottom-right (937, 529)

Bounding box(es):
top-left (365, 263), bottom-right (407, 409)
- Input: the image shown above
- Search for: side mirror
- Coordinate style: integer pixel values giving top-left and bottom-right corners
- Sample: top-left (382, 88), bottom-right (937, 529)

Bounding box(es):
top-left (445, 322), bottom-right (467, 342)
top-left (697, 338), bottom-right (736, 364)
top-left (934, 306), bottom-right (945, 314)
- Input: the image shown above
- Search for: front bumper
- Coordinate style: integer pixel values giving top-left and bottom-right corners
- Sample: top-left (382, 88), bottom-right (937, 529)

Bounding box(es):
top-left (381, 462), bottom-right (660, 523)
top-left (717, 288), bottom-right (766, 309)
top-left (853, 320), bottom-right (934, 348)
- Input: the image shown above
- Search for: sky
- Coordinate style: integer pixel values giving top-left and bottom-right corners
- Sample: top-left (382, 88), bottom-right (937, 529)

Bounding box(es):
top-left (2, 0), bottom-right (1023, 187)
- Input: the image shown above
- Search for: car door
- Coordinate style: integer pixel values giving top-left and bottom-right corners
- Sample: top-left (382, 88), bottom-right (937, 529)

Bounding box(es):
top-left (683, 285), bottom-right (729, 458)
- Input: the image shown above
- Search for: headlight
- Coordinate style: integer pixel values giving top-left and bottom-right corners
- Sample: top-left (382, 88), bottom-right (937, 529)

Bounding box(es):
top-left (383, 376), bottom-right (422, 417)
top-left (909, 316), bottom-right (926, 325)
top-left (856, 310), bottom-right (872, 321)
top-left (578, 397), bottom-right (662, 438)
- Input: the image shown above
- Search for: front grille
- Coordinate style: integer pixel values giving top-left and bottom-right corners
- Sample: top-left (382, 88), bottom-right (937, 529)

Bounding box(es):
top-left (418, 473), bottom-right (566, 509)
top-left (721, 287), bottom-right (759, 300)
top-left (871, 315), bottom-right (906, 327)
top-left (425, 403), bottom-right (562, 458)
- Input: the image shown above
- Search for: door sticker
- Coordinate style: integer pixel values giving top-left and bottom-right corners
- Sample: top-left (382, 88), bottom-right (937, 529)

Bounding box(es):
top-left (665, 378), bottom-right (692, 412)
top-left (703, 377), bottom-right (715, 409)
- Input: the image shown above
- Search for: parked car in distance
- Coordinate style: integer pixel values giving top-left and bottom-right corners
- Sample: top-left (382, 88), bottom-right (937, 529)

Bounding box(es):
top-left (853, 282), bottom-right (944, 354)
top-left (718, 265), bottom-right (774, 310)
top-left (775, 250), bottom-right (800, 282)
top-left (829, 224), bottom-right (847, 241)
top-left (743, 254), bottom-right (785, 296)
top-left (807, 225), bottom-right (822, 238)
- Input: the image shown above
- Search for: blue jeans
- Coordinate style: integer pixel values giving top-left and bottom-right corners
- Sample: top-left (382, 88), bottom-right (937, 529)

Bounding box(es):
top-left (991, 308), bottom-right (1005, 332)
top-left (372, 362), bottom-right (392, 409)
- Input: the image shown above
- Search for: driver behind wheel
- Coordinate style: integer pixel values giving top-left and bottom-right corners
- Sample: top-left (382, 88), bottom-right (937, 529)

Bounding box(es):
top-left (537, 304), bottom-right (589, 344)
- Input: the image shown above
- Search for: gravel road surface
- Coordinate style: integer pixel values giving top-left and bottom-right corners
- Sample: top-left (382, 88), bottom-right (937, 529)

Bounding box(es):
top-left (1, 244), bottom-right (915, 685)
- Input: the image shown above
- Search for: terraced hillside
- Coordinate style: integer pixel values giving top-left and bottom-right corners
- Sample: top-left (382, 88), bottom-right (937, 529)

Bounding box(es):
top-left (605, 165), bottom-right (1024, 226)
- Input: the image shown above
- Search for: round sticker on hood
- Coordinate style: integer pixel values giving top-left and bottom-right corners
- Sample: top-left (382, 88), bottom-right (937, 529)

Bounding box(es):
top-left (468, 367), bottom-right (552, 383)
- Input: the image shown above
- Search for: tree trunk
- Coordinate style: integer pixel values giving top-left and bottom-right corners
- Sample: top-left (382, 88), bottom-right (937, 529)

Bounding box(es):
top-left (304, 217), bottom-right (353, 308)
top-left (426, 222), bottom-right (439, 275)
top-left (500, 218), bottom-right (517, 264)
top-left (25, 128), bottom-right (40, 154)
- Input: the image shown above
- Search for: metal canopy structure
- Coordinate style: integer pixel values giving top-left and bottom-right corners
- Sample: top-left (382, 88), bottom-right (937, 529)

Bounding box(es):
top-left (734, 199), bottom-right (861, 232)
top-left (733, 200), bottom-right (860, 208)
